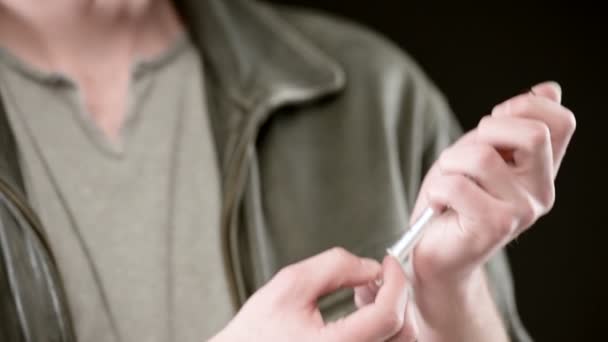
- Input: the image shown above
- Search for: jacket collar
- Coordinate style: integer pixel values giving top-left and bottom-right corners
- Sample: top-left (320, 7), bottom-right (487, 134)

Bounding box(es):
top-left (174, 0), bottom-right (345, 112)
top-left (0, 0), bottom-right (347, 193)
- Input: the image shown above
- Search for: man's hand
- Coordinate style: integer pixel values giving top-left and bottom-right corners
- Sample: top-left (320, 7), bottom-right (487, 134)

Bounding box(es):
top-left (411, 81), bottom-right (575, 283)
top-left (356, 81), bottom-right (576, 341)
top-left (211, 248), bottom-right (416, 342)
top-left (406, 81), bottom-right (576, 340)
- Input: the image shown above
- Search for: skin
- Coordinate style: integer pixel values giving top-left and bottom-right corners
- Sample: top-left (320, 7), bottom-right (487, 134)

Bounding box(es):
top-left (210, 248), bottom-right (412, 342)
top-left (0, 0), bottom-right (182, 141)
top-left (407, 82), bottom-right (575, 341)
top-left (0, 1), bottom-right (577, 341)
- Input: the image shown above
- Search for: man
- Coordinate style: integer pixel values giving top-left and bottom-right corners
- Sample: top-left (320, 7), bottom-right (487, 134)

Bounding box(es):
top-left (0, 0), bottom-right (575, 341)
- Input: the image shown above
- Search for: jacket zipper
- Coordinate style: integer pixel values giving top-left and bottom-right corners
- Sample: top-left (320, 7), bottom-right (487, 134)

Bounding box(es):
top-left (0, 177), bottom-right (75, 340)
top-left (0, 178), bottom-right (51, 251)
top-left (221, 86), bottom-right (344, 308)
top-left (220, 103), bottom-right (272, 308)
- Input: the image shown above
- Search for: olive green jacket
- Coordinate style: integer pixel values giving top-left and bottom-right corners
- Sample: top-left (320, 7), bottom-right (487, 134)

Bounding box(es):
top-left (0, 0), bottom-right (532, 340)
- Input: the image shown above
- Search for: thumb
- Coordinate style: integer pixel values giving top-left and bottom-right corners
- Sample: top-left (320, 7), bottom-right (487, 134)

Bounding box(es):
top-left (323, 256), bottom-right (409, 341)
top-left (531, 81), bottom-right (562, 103)
top-left (284, 247), bottom-right (382, 302)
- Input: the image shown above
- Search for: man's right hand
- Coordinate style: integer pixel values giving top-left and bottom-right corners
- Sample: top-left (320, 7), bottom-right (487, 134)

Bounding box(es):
top-left (210, 248), bottom-right (414, 342)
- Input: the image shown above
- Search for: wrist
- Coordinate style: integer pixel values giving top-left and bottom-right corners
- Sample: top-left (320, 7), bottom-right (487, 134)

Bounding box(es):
top-left (413, 268), bottom-right (508, 342)
top-left (414, 268), bottom-right (483, 325)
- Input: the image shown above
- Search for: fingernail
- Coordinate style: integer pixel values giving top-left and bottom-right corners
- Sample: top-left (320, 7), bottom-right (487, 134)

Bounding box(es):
top-left (547, 81), bottom-right (562, 94)
top-left (548, 81), bottom-right (563, 102)
top-left (532, 81), bottom-right (562, 103)
top-left (536, 80), bottom-right (561, 93)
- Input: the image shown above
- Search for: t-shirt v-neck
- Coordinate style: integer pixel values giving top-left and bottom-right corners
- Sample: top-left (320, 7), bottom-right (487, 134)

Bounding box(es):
top-left (0, 35), bottom-right (235, 342)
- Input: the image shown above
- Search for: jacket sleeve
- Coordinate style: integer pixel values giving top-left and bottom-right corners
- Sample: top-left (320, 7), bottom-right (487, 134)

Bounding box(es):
top-left (398, 64), bottom-right (534, 342)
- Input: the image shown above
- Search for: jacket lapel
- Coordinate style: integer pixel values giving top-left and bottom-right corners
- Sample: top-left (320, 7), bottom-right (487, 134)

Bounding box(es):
top-left (0, 0), bottom-right (348, 310)
top-left (173, 0), bottom-right (347, 306)
top-left (0, 96), bottom-right (25, 197)
top-left (174, 0), bottom-right (346, 168)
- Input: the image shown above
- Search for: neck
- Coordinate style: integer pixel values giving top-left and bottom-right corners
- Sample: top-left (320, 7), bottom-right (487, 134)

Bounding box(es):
top-left (0, 0), bottom-right (183, 141)
top-left (0, 0), bottom-right (182, 74)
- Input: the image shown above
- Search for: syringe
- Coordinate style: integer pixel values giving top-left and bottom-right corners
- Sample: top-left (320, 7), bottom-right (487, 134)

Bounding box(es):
top-left (386, 207), bottom-right (436, 264)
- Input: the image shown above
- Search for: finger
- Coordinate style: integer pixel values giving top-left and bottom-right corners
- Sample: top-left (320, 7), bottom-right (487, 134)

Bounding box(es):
top-left (426, 174), bottom-right (516, 257)
top-left (386, 299), bottom-right (418, 342)
top-left (409, 163), bottom-right (443, 227)
top-left (532, 81), bottom-right (562, 103)
top-left (477, 115), bottom-right (553, 174)
top-left (409, 130), bottom-right (478, 224)
top-left (387, 325), bottom-right (417, 342)
top-left (278, 247), bottom-right (381, 303)
top-left (354, 281), bottom-right (380, 308)
top-left (477, 115), bottom-right (555, 211)
top-left (324, 256), bottom-right (409, 341)
top-left (437, 140), bottom-right (519, 201)
top-left (491, 91), bottom-right (576, 173)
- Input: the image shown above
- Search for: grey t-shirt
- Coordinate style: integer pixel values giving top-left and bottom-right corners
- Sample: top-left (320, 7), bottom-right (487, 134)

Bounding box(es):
top-left (0, 36), bottom-right (234, 341)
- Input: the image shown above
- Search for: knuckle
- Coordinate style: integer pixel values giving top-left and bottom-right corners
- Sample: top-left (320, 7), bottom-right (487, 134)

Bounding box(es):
top-left (381, 310), bottom-right (405, 334)
top-left (490, 103), bottom-right (501, 115)
top-left (539, 184), bottom-right (556, 211)
top-left (492, 99), bottom-right (514, 116)
top-left (492, 206), bottom-right (517, 239)
top-left (477, 116), bottom-right (496, 138)
top-left (527, 122), bottom-right (551, 148)
top-left (519, 198), bottom-right (537, 228)
top-left (550, 107), bottom-right (577, 143)
top-left (327, 247), bottom-right (357, 272)
top-left (509, 96), bottom-right (531, 116)
top-left (447, 176), bottom-right (469, 197)
top-left (477, 115), bottom-right (493, 130)
top-left (473, 146), bottom-right (499, 170)
top-left (328, 246), bottom-right (351, 263)
top-left (437, 148), bottom-right (453, 168)
top-left (562, 108), bottom-right (577, 135)
top-left (274, 265), bottom-right (301, 289)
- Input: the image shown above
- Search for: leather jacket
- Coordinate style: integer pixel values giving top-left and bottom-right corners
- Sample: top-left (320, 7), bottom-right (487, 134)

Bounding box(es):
top-left (0, 0), bottom-right (532, 340)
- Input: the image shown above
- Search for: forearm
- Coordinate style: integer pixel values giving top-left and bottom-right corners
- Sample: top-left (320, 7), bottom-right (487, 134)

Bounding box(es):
top-left (414, 269), bottom-right (509, 342)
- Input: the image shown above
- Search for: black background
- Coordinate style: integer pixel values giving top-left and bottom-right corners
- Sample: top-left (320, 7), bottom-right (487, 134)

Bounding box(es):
top-left (270, 1), bottom-right (606, 340)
